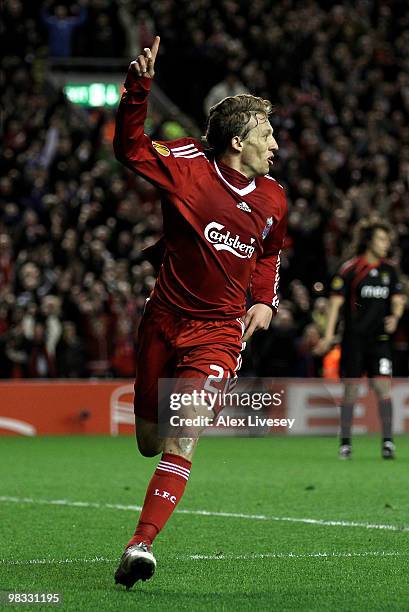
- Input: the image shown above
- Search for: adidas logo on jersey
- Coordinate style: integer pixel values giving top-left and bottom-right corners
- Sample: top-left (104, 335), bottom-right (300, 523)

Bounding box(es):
top-left (204, 221), bottom-right (255, 259)
top-left (237, 201), bottom-right (252, 212)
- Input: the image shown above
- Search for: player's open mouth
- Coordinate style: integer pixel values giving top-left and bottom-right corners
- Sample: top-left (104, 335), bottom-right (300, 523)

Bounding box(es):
top-left (268, 155), bottom-right (274, 166)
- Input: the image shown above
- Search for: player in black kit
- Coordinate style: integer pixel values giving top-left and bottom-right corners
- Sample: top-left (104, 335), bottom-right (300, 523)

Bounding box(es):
top-left (319, 219), bottom-right (405, 459)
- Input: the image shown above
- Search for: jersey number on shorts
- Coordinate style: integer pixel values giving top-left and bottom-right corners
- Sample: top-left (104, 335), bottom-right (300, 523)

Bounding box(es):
top-left (379, 358), bottom-right (392, 376)
top-left (204, 364), bottom-right (237, 395)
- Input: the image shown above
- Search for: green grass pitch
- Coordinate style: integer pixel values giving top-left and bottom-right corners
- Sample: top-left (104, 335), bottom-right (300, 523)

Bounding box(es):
top-left (1, 435), bottom-right (408, 611)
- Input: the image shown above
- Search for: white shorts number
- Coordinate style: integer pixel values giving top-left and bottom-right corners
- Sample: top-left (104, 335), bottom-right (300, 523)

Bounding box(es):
top-left (204, 364), bottom-right (225, 395)
top-left (204, 364), bottom-right (235, 396)
top-left (379, 358), bottom-right (392, 376)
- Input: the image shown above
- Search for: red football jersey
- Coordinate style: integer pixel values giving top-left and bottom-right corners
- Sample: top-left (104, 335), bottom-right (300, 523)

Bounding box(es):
top-left (114, 71), bottom-right (287, 320)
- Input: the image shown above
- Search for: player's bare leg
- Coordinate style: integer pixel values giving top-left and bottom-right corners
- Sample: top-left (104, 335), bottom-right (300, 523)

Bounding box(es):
top-left (370, 378), bottom-right (395, 459)
top-left (115, 396), bottom-right (206, 589)
top-left (339, 381), bottom-right (360, 459)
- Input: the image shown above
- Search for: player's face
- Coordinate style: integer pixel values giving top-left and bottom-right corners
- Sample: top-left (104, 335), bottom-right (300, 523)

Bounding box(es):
top-left (240, 115), bottom-right (278, 177)
top-left (369, 228), bottom-right (391, 259)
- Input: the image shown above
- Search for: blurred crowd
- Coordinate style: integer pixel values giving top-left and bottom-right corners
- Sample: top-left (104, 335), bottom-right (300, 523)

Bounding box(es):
top-left (1, 0), bottom-right (409, 378)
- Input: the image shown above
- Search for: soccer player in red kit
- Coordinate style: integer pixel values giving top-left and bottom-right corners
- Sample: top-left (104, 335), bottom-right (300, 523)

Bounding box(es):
top-left (113, 36), bottom-right (287, 588)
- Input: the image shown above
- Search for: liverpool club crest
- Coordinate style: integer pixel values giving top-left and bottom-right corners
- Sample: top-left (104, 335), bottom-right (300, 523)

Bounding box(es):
top-left (262, 217), bottom-right (273, 240)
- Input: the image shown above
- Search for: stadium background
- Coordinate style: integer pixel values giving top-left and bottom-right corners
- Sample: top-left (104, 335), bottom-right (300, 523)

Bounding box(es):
top-left (2, 0), bottom-right (409, 382)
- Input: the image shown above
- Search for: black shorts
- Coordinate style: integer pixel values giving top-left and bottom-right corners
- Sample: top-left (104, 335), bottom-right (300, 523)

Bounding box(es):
top-left (340, 335), bottom-right (393, 378)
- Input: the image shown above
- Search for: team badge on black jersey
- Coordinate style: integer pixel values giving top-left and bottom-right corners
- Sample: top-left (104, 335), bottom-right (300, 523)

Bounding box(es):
top-left (331, 275), bottom-right (344, 290)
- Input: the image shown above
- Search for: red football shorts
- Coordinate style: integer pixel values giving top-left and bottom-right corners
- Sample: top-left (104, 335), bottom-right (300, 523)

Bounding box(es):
top-left (134, 300), bottom-right (245, 422)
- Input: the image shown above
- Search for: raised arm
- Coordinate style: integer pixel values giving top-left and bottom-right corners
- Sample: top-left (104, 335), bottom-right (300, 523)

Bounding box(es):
top-left (113, 36), bottom-right (191, 193)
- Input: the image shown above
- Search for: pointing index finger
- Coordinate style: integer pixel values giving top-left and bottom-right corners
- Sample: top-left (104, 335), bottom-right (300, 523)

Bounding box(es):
top-left (150, 35), bottom-right (160, 62)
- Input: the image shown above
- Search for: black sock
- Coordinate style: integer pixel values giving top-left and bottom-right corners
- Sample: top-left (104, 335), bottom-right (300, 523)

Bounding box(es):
top-left (378, 398), bottom-right (392, 439)
top-left (340, 403), bottom-right (354, 441)
top-left (341, 437), bottom-right (351, 446)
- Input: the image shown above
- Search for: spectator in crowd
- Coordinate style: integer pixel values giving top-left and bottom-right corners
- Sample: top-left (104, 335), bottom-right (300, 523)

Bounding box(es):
top-left (41, 1), bottom-right (88, 58)
top-left (55, 321), bottom-right (86, 377)
top-left (15, 263), bottom-right (49, 307)
top-left (1, 319), bottom-right (31, 378)
top-left (111, 317), bottom-right (137, 378)
top-left (296, 323), bottom-right (322, 377)
top-left (2, 0), bottom-right (41, 58)
top-left (322, 344), bottom-right (341, 380)
top-left (0, 233), bottom-right (13, 290)
top-left (311, 297), bottom-right (329, 337)
top-left (26, 321), bottom-right (56, 377)
top-left (41, 295), bottom-right (63, 357)
top-left (289, 280), bottom-right (313, 333)
top-left (250, 306), bottom-right (298, 377)
top-left (203, 72), bottom-right (250, 115)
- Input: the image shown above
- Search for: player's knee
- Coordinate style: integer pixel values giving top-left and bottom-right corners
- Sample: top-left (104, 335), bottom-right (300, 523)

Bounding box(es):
top-left (344, 384), bottom-right (360, 404)
top-left (374, 389), bottom-right (391, 402)
top-left (371, 379), bottom-right (391, 400)
top-left (164, 436), bottom-right (198, 461)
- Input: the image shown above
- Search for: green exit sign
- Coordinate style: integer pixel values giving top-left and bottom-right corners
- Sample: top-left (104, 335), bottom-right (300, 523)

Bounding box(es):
top-left (64, 83), bottom-right (121, 107)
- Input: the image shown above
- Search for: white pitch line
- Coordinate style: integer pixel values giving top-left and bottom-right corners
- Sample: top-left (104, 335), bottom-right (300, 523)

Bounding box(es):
top-left (0, 551), bottom-right (405, 566)
top-left (1, 495), bottom-right (408, 533)
top-left (189, 551), bottom-right (406, 561)
top-left (0, 557), bottom-right (113, 566)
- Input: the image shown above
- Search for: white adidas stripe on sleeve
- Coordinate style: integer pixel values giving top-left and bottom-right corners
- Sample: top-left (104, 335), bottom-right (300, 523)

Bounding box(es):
top-left (171, 143), bottom-right (206, 160)
top-left (272, 252), bottom-right (281, 308)
top-left (170, 143), bottom-right (197, 152)
top-left (172, 148), bottom-right (198, 157)
top-left (175, 151), bottom-right (205, 159)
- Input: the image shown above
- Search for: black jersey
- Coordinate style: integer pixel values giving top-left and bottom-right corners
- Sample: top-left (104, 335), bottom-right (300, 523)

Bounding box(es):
top-left (331, 256), bottom-right (402, 337)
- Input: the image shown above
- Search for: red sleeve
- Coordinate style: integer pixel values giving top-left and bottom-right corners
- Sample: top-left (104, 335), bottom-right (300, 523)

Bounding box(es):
top-left (113, 68), bottom-right (196, 193)
top-left (250, 193), bottom-right (287, 311)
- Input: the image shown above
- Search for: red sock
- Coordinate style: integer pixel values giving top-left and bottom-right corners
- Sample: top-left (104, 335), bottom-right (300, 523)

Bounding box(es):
top-left (126, 453), bottom-right (191, 548)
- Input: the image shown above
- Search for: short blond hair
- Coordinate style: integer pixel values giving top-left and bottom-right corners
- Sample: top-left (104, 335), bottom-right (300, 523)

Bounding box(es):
top-left (203, 94), bottom-right (273, 156)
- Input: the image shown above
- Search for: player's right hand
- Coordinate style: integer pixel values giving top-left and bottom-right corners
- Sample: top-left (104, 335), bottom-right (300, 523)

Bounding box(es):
top-left (313, 337), bottom-right (332, 356)
top-left (131, 36), bottom-right (160, 79)
top-left (384, 315), bottom-right (398, 334)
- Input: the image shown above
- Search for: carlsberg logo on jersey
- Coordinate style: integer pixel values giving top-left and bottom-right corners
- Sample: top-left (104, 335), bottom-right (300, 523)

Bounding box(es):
top-left (204, 222), bottom-right (255, 258)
